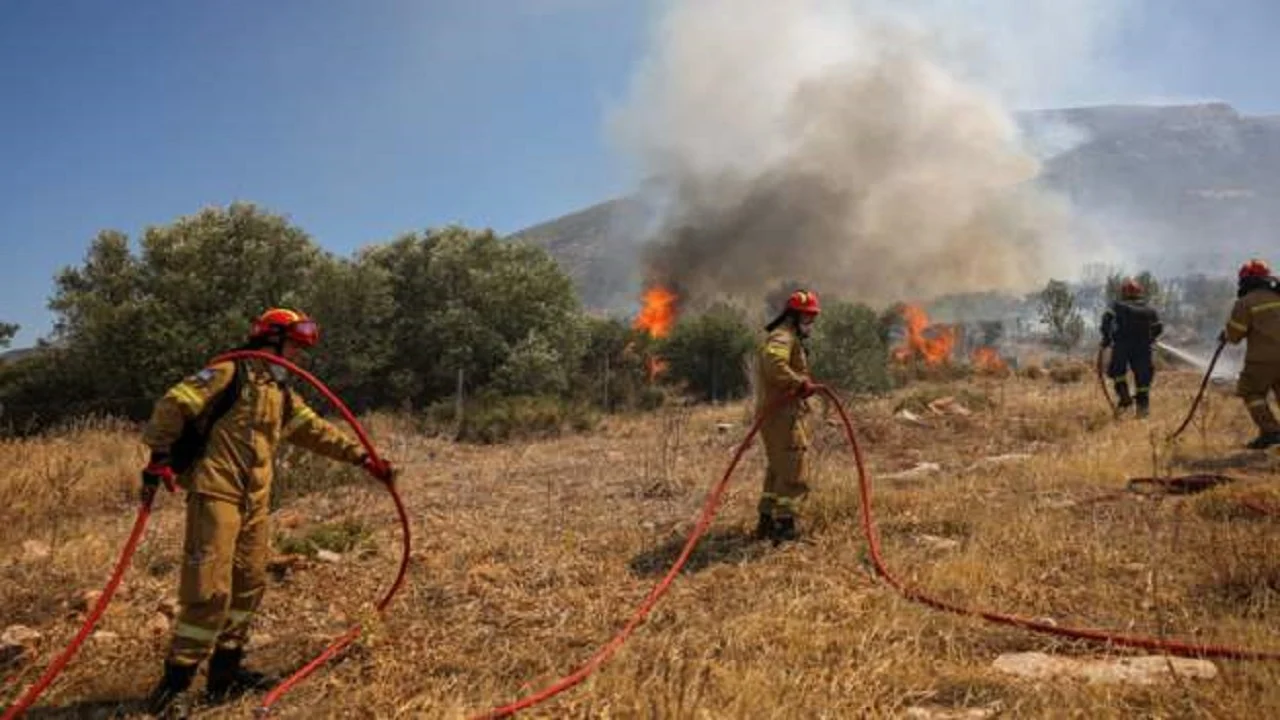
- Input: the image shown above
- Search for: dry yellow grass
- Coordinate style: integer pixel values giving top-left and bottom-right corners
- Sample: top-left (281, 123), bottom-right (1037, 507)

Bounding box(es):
top-left (3, 369), bottom-right (1280, 719)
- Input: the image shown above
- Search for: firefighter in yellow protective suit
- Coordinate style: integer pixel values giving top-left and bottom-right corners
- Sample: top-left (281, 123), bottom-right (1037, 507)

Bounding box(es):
top-left (754, 290), bottom-right (821, 544)
top-left (1221, 259), bottom-right (1280, 450)
top-left (141, 308), bottom-right (396, 715)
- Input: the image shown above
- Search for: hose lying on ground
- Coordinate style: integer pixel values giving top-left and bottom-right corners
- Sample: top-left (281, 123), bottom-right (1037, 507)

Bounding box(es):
top-left (471, 383), bottom-right (1280, 717)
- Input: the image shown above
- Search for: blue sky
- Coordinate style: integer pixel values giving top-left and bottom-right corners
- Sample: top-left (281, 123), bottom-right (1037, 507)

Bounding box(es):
top-left (2, 0), bottom-right (1279, 348)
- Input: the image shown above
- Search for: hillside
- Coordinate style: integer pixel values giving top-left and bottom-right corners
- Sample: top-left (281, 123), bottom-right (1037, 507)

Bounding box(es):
top-left (509, 103), bottom-right (1280, 312)
top-left (3, 369), bottom-right (1280, 717)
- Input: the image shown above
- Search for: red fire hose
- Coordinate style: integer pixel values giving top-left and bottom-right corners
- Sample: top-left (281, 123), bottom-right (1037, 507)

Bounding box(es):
top-left (2, 350), bottom-right (410, 719)
top-left (1095, 345), bottom-right (1116, 413)
top-left (1, 487), bottom-right (163, 720)
top-left (471, 383), bottom-right (1280, 718)
top-left (1167, 340), bottom-right (1226, 442)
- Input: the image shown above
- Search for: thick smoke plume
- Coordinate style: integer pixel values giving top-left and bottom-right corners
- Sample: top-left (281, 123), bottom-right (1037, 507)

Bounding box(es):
top-left (609, 0), bottom-right (1128, 314)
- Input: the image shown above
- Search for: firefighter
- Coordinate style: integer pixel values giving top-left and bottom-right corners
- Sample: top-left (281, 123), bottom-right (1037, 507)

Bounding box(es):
top-left (1220, 258), bottom-right (1280, 449)
top-left (1100, 277), bottom-right (1163, 418)
top-left (141, 308), bottom-right (396, 715)
top-left (754, 289), bottom-right (820, 543)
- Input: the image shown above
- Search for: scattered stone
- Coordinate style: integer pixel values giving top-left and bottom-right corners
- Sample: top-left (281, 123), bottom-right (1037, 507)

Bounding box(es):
top-left (267, 554), bottom-right (309, 577)
top-left (21, 540), bottom-right (51, 562)
top-left (147, 614), bottom-right (171, 637)
top-left (715, 423), bottom-right (734, 434)
top-left (905, 705), bottom-right (1000, 720)
top-left (91, 630), bottom-right (119, 642)
top-left (992, 651), bottom-right (1218, 685)
top-left (1, 625), bottom-right (41, 667)
top-left (927, 397), bottom-right (972, 416)
top-left (315, 549), bottom-right (342, 564)
top-left (273, 509), bottom-right (305, 529)
top-left (246, 633), bottom-right (275, 651)
top-left (884, 462), bottom-right (942, 481)
top-left (73, 590), bottom-right (103, 612)
top-left (977, 453), bottom-right (1033, 466)
top-left (157, 597), bottom-right (178, 618)
top-left (895, 409), bottom-right (929, 427)
top-left (913, 534), bottom-right (961, 552)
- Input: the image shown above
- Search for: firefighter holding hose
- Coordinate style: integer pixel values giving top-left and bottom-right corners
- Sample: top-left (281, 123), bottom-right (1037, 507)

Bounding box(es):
top-left (140, 308), bottom-right (396, 715)
top-left (754, 289), bottom-right (821, 544)
top-left (1220, 259), bottom-right (1280, 449)
top-left (1100, 277), bottom-right (1163, 418)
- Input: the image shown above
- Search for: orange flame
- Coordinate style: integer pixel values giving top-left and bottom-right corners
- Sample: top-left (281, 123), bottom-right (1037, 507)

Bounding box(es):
top-left (893, 304), bottom-right (955, 366)
top-left (633, 286), bottom-right (678, 339)
top-left (971, 346), bottom-right (1008, 374)
top-left (645, 355), bottom-right (669, 382)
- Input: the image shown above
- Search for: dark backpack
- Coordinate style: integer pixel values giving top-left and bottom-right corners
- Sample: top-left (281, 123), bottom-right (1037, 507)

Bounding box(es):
top-left (169, 361), bottom-right (245, 474)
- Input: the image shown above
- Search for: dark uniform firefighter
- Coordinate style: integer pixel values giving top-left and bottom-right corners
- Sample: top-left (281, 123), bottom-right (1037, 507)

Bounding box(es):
top-left (141, 308), bottom-right (396, 714)
top-left (754, 289), bottom-right (821, 543)
top-left (1221, 258), bottom-right (1280, 449)
top-left (1100, 277), bottom-right (1163, 418)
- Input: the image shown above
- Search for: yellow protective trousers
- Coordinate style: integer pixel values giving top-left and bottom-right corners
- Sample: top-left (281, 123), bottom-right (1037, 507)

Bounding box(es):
top-left (168, 492), bottom-right (270, 667)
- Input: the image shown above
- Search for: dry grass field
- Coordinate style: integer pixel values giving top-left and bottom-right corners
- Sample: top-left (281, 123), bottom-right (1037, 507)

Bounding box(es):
top-left (3, 365), bottom-right (1280, 718)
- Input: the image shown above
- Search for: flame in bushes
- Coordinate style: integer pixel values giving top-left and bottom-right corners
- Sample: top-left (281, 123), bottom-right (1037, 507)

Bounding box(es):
top-left (633, 286), bottom-right (678, 339)
top-left (892, 304), bottom-right (955, 366)
top-left (971, 346), bottom-right (1008, 374)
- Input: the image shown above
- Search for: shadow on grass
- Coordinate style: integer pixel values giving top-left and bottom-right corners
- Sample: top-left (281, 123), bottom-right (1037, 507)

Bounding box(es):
top-left (628, 526), bottom-right (775, 578)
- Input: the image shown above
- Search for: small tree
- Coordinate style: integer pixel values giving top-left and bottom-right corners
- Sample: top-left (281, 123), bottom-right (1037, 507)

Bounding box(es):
top-left (0, 322), bottom-right (16, 349)
top-left (808, 301), bottom-right (891, 395)
top-left (659, 303), bottom-right (754, 402)
top-left (1038, 279), bottom-right (1084, 350)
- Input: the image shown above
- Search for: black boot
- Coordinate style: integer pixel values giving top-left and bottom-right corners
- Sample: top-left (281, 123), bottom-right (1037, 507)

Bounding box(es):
top-left (754, 512), bottom-right (776, 541)
top-left (1135, 392), bottom-right (1150, 419)
top-left (145, 660), bottom-right (197, 717)
top-left (771, 516), bottom-right (800, 544)
top-left (1113, 381), bottom-right (1133, 415)
top-left (205, 646), bottom-right (274, 703)
top-left (1245, 432), bottom-right (1280, 450)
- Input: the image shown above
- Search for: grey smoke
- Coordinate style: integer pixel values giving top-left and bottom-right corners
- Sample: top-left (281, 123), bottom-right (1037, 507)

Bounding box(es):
top-left (608, 0), bottom-right (1139, 313)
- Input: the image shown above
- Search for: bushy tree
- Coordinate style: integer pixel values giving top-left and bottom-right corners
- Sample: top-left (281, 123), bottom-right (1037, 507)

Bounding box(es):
top-left (365, 226), bottom-right (584, 408)
top-left (1038, 279), bottom-right (1084, 350)
top-left (659, 303), bottom-right (754, 402)
top-left (0, 207), bottom-right (588, 432)
top-left (576, 316), bottom-right (656, 412)
top-left (808, 301), bottom-right (891, 395)
top-left (0, 322), bottom-right (16, 349)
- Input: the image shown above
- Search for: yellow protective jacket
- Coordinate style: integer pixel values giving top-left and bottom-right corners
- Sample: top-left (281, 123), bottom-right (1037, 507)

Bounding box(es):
top-left (755, 325), bottom-right (812, 441)
top-left (1225, 286), bottom-right (1280, 364)
top-left (143, 358), bottom-right (366, 506)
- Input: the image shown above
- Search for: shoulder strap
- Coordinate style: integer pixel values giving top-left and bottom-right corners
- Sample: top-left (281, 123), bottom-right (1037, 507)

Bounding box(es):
top-left (203, 360), bottom-right (243, 431)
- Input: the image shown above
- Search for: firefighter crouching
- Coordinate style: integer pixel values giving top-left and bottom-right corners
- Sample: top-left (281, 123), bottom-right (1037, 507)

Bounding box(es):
top-left (141, 308), bottom-right (396, 715)
top-left (1100, 277), bottom-right (1163, 418)
top-left (754, 290), bottom-right (821, 544)
top-left (1221, 259), bottom-right (1280, 450)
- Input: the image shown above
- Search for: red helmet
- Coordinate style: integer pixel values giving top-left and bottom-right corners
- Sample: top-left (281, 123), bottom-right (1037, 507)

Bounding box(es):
top-left (1239, 258), bottom-right (1271, 280)
top-left (786, 289), bottom-right (821, 316)
top-left (1120, 277), bottom-right (1143, 299)
top-left (250, 308), bottom-right (319, 347)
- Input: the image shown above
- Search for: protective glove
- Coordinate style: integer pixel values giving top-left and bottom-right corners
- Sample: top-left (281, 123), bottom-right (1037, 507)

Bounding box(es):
top-left (358, 454), bottom-right (396, 484)
top-left (798, 378), bottom-right (818, 399)
top-left (141, 454), bottom-right (177, 494)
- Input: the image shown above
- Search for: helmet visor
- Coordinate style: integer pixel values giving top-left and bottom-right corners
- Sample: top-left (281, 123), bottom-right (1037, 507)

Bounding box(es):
top-left (288, 320), bottom-right (319, 347)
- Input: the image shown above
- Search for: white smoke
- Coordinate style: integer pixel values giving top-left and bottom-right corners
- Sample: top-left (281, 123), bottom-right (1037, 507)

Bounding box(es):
top-left (606, 0), bottom-right (1142, 310)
